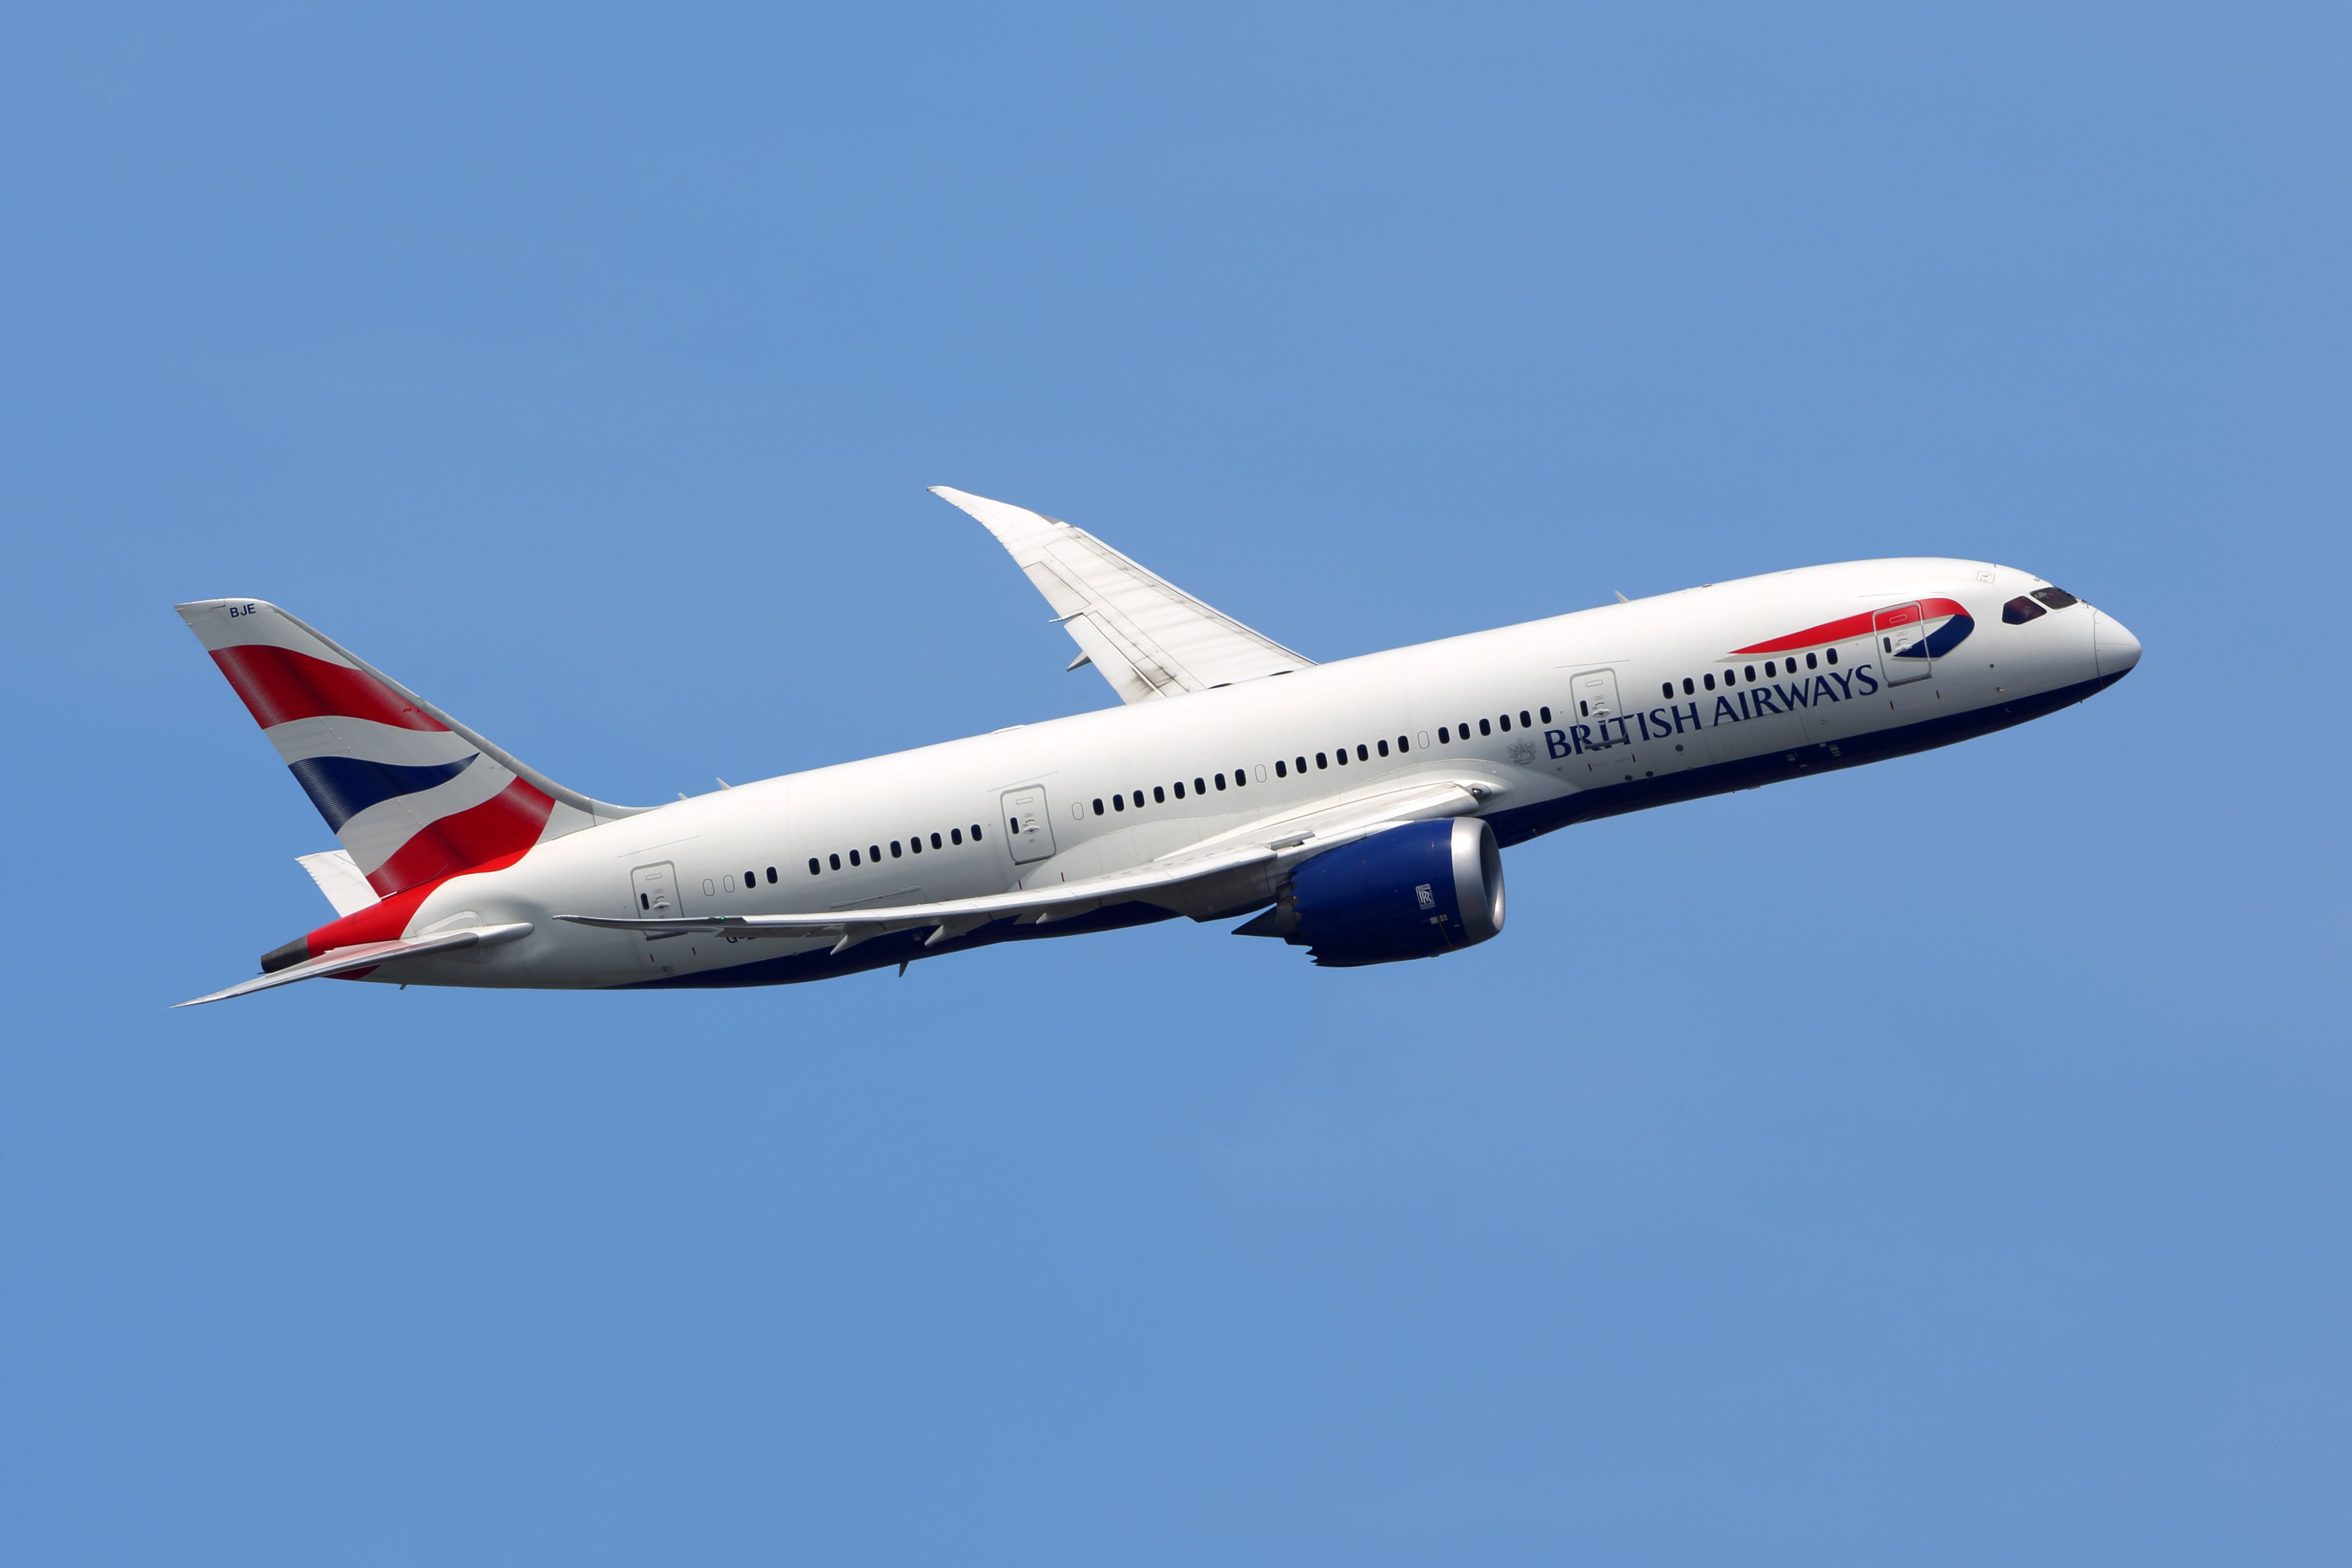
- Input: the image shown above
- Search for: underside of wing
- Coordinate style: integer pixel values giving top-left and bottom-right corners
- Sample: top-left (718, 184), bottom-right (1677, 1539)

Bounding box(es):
top-left (931, 486), bottom-right (1313, 704)
top-left (557, 776), bottom-right (1494, 954)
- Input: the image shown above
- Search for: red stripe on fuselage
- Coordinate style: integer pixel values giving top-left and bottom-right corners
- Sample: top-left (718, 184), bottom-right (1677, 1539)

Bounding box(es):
top-left (210, 644), bottom-right (447, 732)
top-left (362, 777), bottom-right (555, 897)
top-left (304, 845), bottom-right (535, 957)
top-left (1731, 597), bottom-right (1970, 655)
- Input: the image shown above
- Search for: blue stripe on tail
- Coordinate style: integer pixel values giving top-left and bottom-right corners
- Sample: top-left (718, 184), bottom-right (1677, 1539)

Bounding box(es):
top-left (288, 753), bottom-right (478, 832)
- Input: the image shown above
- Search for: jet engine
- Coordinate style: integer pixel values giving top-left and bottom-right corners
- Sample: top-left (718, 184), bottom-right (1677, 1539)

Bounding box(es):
top-left (1236, 817), bottom-right (1505, 966)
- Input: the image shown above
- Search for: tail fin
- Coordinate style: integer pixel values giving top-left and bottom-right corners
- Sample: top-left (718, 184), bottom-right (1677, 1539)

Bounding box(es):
top-left (177, 599), bottom-right (647, 897)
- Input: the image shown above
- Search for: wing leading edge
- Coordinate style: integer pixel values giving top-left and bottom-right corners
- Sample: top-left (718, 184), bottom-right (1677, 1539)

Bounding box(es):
top-left (931, 486), bottom-right (1313, 704)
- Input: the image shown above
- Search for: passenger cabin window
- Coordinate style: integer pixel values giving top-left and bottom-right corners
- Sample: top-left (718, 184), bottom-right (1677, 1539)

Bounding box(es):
top-left (849, 849), bottom-right (860, 866)
top-left (2004, 595), bottom-right (2046, 624)
top-left (890, 842), bottom-right (902, 858)
top-left (1805, 653), bottom-right (1818, 669)
top-left (1295, 756), bottom-right (1307, 773)
top-left (2032, 587), bottom-right (2080, 610)
top-left (1335, 748), bottom-right (1348, 765)
top-left (1744, 667), bottom-right (1755, 682)
top-left (930, 832), bottom-right (942, 849)
top-left (1439, 726), bottom-right (1451, 743)
top-left (1154, 785), bottom-right (1166, 803)
top-left (1194, 776), bottom-right (1207, 793)
top-left (1235, 765), bottom-right (1248, 785)
top-left (1825, 647), bottom-right (1838, 664)
top-left (1540, 707), bottom-right (1551, 724)
top-left (808, 858), bottom-right (821, 875)
top-left (1214, 772), bottom-right (1227, 789)
top-left (829, 853), bottom-right (841, 870)
top-left (1113, 794), bottom-right (1124, 811)
top-left (1316, 753), bottom-right (1328, 769)
top-left (766, 867), bottom-right (777, 883)
top-left (1681, 678), bottom-right (1694, 696)
top-left (1396, 735), bottom-right (1409, 753)
top-left (951, 828), bottom-right (963, 844)
top-left (971, 824), bottom-right (983, 840)
top-left (1377, 739), bottom-right (1389, 757)
top-left (1275, 760), bottom-right (1287, 777)
top-left (1355, 745), bottom-right (1367, 761)
top-left (1478, 718), bottom-right (1492, 736)
top-left (1704, 673), bottom-right (1716, 690)
top-left (869, 844), bottom-right (881, 861)
top-left (909, 837), bottom-right (921, 854)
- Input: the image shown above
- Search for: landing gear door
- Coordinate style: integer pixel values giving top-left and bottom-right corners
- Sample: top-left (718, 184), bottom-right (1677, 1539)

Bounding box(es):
top-left (1875, 603), bottom-right (1932, 686)
top-left (1001, 786), bottom-right (1056, 865)
top-left (1569, 668), bottom-right (1623, 745)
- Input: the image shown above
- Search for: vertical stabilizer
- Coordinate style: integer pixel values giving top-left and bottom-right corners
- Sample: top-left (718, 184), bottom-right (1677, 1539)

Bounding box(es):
top-left (177, 599), bottom-right (646, 897)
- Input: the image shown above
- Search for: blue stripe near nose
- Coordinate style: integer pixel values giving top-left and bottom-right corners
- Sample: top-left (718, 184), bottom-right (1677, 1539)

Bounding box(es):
top-left (287, 752), bottom-right (478, 832)
top-left (1897, 612), bottom-right (1977, 659)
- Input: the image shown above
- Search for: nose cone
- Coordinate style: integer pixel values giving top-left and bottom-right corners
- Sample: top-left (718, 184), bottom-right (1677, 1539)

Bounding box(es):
top-left (2093, 610), bottom-right (2142, 679)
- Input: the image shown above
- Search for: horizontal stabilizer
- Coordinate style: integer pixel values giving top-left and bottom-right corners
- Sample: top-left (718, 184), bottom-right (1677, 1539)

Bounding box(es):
top-left (932, 487), bottom-right (1313, 704)
top-left (297, 849), bottom-right (380, 917)
top-left (176, 922), bottom-right (533, 1007)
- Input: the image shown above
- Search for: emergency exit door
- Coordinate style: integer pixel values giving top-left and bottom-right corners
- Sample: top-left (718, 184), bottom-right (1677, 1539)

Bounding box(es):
top-left (1001, 786), bottom-right (1057, 864)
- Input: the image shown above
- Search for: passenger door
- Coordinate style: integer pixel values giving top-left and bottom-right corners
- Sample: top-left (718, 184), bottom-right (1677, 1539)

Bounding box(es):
top-left (1569, 668), bottom-right (1624, 746)
top-left (1874, 603), bottom-right (1932, 686)
top-left (629, 861), bottom-right (684, 938)
top-left (1000, 786), bottom-right (1057, 864)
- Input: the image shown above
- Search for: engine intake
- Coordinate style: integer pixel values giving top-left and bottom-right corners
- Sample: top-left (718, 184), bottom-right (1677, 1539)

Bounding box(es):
top-left (1236, 817), bottom-right (1505, 967)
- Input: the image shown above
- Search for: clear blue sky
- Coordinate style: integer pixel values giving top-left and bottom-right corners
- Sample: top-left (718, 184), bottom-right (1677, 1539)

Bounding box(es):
top-left (5, 3), bottom-right (2346, 1562)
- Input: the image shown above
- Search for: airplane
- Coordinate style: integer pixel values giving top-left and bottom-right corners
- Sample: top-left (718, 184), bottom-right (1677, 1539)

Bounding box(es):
top-left (175, 487), bottom-right (2142, 1006)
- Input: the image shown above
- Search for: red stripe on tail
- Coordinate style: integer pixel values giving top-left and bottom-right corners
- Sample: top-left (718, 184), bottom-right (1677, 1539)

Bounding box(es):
top-left (364, 778), bottom-right (557, 896)
top-left (211, 644), bottom-right (448, 732)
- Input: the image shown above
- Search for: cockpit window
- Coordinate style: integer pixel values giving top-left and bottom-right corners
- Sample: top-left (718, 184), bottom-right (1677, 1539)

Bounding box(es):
top-left (2031, 587), bottom-right (2079, 610)
top-left (2002, 596), bottom-right (2046, 625)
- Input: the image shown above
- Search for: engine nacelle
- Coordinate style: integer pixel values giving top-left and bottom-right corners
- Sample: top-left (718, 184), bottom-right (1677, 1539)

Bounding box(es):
top-left (1236, 817), bottom-right (1505, 967)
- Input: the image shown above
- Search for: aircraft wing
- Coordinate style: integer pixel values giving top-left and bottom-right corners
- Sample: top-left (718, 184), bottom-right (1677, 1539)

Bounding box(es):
top-left (557, 776), bottom-right (1491, 953)
top-left (931, 486), bottom-right (1313, 704)
top-left (176, 922), bottom-right (535, 1007)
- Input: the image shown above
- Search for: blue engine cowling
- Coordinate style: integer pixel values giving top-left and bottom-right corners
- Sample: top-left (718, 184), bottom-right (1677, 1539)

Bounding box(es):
top-left (1236, 818), bottom-right (1505, 967)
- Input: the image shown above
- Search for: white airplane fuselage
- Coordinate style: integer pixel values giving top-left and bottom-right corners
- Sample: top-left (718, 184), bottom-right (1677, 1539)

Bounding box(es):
top-left (323, 555), bottom-right (2137, 993)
